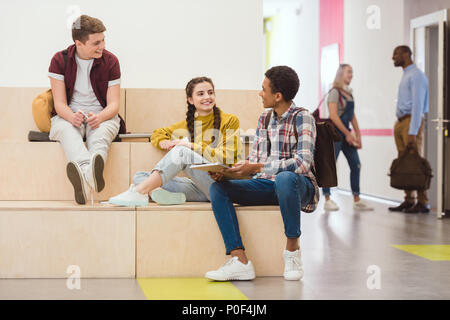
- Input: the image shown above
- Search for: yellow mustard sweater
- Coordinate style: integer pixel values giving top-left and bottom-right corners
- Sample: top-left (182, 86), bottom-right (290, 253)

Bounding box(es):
top-left (150, 109), bottom-right (242, 165)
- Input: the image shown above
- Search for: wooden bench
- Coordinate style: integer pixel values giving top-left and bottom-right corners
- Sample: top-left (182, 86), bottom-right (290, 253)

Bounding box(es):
top-left (0, 87), bottom-right (126, 143)
top-left (0, 87), bottom-right (289, 279)
top-left (0, 201), bottom-right (135, 278)
top-left (0, 142), bottom-right (130, 201)
top-left (0, 201), bottom-right (286, 278)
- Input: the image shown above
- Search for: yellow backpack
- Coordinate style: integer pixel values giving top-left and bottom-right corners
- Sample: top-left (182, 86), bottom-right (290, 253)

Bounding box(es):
top-left (32, 89), bottom-right (54, 133)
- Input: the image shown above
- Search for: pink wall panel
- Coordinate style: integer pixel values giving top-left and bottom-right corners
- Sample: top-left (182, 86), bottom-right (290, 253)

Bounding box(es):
top-left (319, 0), bottom-right (344, 61)
top-left (319, 0), bottom-right (344, 103)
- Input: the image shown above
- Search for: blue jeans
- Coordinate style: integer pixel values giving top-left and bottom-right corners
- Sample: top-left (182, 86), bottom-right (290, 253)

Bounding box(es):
top-left (323, 97), bottom-right (361, 197)
top-left (209, 171), bottom-right (315, 255)
top-left (322, 139), bottom-right (361, 196)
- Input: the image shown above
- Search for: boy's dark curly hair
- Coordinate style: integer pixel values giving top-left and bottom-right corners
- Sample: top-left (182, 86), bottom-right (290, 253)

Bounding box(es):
top-left (265, 66), bottom-right (300, 102)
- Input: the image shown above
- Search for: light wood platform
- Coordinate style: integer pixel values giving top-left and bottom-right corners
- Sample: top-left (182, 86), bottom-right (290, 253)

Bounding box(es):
top-left (0, 87), bottom-right (125, 142)
top-left (0, 201), bottom-right (286, 278)
top-left (125, 88), bottom-right (263, 133)
top-left (0, 142), bottom-right (130, 201)
top-left (0, 87), bottom-right (286, 279)
top-left (0, 202), bottom-right (135, 278)
top-left (0, 87), bottom-right (261, 142)
top-left (136, 204), bottom-right (285, 278)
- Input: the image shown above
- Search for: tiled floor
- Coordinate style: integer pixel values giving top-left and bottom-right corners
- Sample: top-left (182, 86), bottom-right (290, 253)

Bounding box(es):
top-left (1, 191), bottom-right (449, 300)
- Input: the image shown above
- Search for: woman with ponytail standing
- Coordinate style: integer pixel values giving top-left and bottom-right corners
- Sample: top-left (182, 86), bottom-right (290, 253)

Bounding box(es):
top-left (322, 64), bottom-right (374, 212)
top-left (108, 77), bottom-right (242, 206)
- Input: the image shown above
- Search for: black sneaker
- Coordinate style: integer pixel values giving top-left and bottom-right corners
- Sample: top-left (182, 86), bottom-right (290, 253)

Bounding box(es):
top-left (404, 202), bottom-right (430, 214)
top-left (91, 153), bottom-right (105, 193)
top-left (67, 161), bottom-right (88, 205)
top-left (388, 201), bottom-right (415, 212)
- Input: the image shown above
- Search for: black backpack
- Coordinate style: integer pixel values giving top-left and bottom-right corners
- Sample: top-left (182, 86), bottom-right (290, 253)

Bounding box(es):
top-left (263, 108), bottom-right (341, 188)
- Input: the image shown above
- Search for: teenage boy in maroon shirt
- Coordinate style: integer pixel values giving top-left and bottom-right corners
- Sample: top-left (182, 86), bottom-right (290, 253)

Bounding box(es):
top-left (48, 15), bottom-right (125, 204)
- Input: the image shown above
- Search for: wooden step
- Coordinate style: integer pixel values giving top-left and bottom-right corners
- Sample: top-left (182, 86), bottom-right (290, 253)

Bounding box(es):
top-left (0, 87), bottom-right (125, 142)
top-left (125, 88), bottom-right (263, 134)
top-left (0, 142), bottom-right (130, 201)
top-left (0, 201), bottom-right (286, 278)
top-left (136, 204), bottom-right (285, 278)
top-left (0, 201), bottom-right (135, 278)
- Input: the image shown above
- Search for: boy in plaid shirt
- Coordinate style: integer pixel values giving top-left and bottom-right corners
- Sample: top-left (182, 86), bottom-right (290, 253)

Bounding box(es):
top-left (205, 66), bottom-right (318, 281)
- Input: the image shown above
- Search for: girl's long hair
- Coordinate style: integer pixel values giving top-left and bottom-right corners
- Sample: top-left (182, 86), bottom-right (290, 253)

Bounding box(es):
top-left (185, 77), bottom-right (221, 146)
top-left (332, 64), bottom-right (353, 94)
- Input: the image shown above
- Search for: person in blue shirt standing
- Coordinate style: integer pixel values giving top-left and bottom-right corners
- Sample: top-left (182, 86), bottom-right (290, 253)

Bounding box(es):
top-left (389, 45), bottom-right (430, 214)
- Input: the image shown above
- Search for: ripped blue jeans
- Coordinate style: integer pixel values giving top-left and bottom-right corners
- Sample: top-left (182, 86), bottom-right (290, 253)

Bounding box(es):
top-left (133, 145), bottom-right (213, 202)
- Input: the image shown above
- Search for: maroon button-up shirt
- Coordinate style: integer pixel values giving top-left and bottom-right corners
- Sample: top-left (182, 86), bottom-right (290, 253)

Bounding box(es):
top-left (48, 44), bottom-right (126, 134)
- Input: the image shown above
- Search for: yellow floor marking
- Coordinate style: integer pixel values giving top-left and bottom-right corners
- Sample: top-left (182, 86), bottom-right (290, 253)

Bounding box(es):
top-left (393, 245), bottom-right (450, 261)
top-left (137, 278), bottom-right (248, 300)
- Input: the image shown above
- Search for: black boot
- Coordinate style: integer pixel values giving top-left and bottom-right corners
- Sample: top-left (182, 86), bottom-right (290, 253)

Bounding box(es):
top-left (404, 202), bottom-right (430, 214)
top-left (388, 201), bottom-right (415, 212)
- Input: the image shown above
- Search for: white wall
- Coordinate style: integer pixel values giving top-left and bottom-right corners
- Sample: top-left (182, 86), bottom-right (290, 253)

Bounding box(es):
top-left (403, 0), bottom-right (450, 43)
top-left (263, 0), bottom-right (319, 111)
top-left (0, 0), bottom-right (263, 90)
top-left (341, 0), bottom-right (405, 201)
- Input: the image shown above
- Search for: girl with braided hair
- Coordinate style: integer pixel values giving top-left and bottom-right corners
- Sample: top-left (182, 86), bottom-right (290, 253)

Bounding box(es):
top-left (108, 77), bottom-right (242, 206)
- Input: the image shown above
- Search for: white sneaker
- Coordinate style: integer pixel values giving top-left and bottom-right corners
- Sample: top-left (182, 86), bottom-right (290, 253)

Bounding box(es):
top-left (66, 161), bottom-right (90, 205)
top-left (205, 257), bottom-right (256, 281)
top-left (324, 199), bottom-right (339, 211)
top-left (283, 249), bottom-right (304, 281)
top-left (108, 184), bottom-right (149, 207)
top-left (353, 200), bottom-right (374, 211)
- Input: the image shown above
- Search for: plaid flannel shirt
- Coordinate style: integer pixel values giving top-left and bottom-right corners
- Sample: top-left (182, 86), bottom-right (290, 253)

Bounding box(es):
top-left (248, 103), bottom-right (319, 213)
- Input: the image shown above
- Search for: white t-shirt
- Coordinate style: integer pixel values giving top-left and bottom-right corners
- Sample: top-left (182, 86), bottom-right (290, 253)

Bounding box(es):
top-left (69, 54), bottom-right (103, 114)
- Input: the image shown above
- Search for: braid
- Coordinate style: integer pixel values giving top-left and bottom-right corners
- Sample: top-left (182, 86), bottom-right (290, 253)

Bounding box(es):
top-left (186, 103), bottom-right (196, 143)
top-left (211, 106), bottom-right (221, 147)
